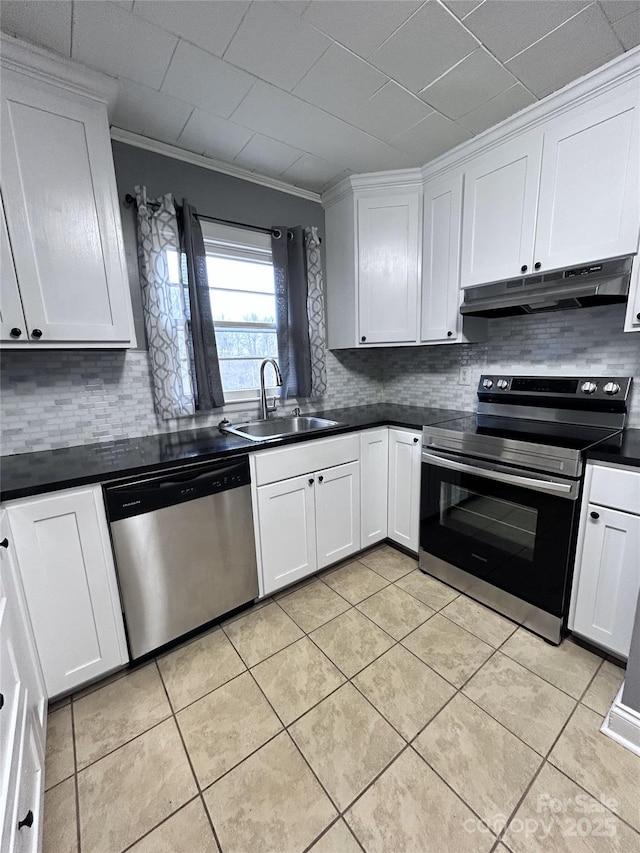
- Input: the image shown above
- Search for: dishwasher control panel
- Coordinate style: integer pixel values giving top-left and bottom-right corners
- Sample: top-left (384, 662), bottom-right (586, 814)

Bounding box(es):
top-left (104, 456), bottom-right (251, 521)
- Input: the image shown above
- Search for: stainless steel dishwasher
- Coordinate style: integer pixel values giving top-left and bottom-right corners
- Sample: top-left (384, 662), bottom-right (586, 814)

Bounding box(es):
top-left (104, 456), bottom-right (258, 659)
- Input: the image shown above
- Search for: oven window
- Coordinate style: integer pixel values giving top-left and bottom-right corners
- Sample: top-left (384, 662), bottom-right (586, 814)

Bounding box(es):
top-left (440, 484), bottom-right (538, 562)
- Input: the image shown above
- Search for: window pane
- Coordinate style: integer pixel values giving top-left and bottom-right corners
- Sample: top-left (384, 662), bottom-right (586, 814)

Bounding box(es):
top-left (206, 257), bottom-right (275, 294)
top-left (219, 358), bottom-right (280, 392)
top-left (216, 328), bottom-right (278, 359)
top-left (210, 289), bottom-right (276, 323)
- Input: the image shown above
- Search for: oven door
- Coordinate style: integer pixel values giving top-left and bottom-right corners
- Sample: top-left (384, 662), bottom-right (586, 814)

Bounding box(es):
top-left (420, 449), bottom-right (580, 618)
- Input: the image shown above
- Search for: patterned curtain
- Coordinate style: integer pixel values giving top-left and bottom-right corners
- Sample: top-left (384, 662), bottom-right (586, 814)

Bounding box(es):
top-left (135, 187), bottom-right (195, 419)
top-left (305, 226), bottom-right (327, 397)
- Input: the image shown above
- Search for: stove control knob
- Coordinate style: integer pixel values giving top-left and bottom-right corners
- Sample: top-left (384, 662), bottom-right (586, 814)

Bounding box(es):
top-left (482, 379), bottom-right (493, 389)
top-left (603, 382), bottom-right (620, 396)
top-left (497, 379), bottom-right (509, 390)
top-left (581, 382), bottom-right (597, 394)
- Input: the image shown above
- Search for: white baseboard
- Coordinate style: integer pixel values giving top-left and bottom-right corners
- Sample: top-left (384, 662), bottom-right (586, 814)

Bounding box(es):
top-left (601, 684), bottom-right (640, 758)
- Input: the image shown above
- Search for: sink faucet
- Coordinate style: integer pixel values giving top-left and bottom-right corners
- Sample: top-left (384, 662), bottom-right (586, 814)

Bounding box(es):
top-left (259, 358), bottom-right (283, 420)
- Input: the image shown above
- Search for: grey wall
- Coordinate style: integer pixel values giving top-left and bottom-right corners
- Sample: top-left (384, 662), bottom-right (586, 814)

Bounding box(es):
top-left (111, 141), bottom-right (325, 347)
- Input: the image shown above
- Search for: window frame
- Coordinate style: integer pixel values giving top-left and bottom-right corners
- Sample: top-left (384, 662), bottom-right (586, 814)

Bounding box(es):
top-left (200, 220), bottom-right (280, 404)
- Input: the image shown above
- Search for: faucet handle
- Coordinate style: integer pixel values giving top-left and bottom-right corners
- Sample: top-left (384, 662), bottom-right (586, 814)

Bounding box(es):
top-left (267, 395), bottom-right (278, 413)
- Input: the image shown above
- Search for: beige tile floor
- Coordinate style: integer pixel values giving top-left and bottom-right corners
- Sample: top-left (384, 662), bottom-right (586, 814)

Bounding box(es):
top-left (43, 544), bottom-right (639, 853)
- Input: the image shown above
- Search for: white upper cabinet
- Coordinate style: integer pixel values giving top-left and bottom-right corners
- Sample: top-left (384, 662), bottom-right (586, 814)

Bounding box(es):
top-left (421, 173), bottom-right (486, 344)
top-left (0, 197), bottom-right (26, 342)
top-left (535, 82), bottom-right (640, 273)
top-left (460, 133), bottom-right (542, 288)
top-left (357, 191), bottom-right (421, 344)
top-left (0, 37), bottom-right (134, 348)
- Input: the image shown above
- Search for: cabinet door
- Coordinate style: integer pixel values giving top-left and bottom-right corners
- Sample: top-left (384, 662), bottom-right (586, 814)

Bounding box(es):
top-left (1, 70), bottom-right (131, 344)
top-left (11, 710), bottom-right (44, 853)
top-left (573, 505), bottom-right (640, 658)
top-left (461, 134), bottom-right (542, 287)
top-left (0, 512), bottom-right (46, 732)
top-left (535, 85), bottom-right (640, 273)
top-left (0, 195), bottom-right (27, 343)
top-left (316, 461), bottom-right (361, 570)
top-left (360, 429), bottom-right (389, 547)
top-left (422, 173), bottom-right (463, 342)
top-left (388, 429), bottom-right (421, 553)
top-left (6, 486), bottom-right (128, 697)
top-left (625, 245), bottom-right (640, 332)
top-left (357, 192), bottom-right (420, 343)
top-left (257, 475), bottom-right (317, 595)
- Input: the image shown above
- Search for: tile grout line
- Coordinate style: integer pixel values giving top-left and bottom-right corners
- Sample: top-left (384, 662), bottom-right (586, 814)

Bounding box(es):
top-left (153, 658), bottom-right (225, 853)
top-left (69, 697), bottom-right (82, 853)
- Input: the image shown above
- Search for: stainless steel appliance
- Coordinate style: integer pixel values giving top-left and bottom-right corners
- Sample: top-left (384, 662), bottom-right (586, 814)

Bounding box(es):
top-left (420, 375), bottom-right (632, 643)
top-left (460, 255), bottom-right (633, 317)
top-left (105, 456), bottom-right (258, 659)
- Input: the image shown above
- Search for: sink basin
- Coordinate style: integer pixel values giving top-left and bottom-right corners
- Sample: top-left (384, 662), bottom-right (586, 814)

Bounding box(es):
top-left (222, 416), bottom-right (341, 442)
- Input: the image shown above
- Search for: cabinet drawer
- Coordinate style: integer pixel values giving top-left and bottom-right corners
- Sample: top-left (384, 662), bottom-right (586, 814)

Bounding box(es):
top-left (590, 465), bottom-right (640, 514)
top-left (253, 434), bottom-right (360, 486)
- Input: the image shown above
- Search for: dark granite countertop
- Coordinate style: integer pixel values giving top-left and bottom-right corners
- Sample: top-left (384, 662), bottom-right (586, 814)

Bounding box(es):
top-left (585, 428), bottom-right (640, 469)
top-left (0, 403), bottom-right (469, 501)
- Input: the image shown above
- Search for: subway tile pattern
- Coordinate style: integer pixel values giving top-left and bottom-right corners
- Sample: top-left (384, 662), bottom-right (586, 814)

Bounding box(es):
top-left (1, 305), bottom-right (638, 456)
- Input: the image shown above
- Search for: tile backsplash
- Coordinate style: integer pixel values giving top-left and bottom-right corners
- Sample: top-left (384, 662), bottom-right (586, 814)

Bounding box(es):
top-left (1, 305), bottom-right (638, 456)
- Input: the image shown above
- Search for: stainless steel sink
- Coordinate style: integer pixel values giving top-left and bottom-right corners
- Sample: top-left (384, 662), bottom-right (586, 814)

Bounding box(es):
top-left (222, 416), bottom-right (341, 442)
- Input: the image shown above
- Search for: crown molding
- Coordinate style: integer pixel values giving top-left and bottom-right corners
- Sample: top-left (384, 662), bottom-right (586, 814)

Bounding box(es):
top-left (0, 33), bottom-right (117, 105)
top-left (110, 128), bottom-right (323, 204)
top-left (322, 168), bottom-right (422, 206)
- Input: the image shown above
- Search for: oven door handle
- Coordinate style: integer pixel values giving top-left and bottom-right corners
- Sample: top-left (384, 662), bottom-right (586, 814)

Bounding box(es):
top-left (421, 449), bottom-right (577, 498)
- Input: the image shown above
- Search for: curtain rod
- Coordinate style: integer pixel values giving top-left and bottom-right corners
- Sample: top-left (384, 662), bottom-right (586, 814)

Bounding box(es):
top-left (123, 194), bottom-right (320, 243)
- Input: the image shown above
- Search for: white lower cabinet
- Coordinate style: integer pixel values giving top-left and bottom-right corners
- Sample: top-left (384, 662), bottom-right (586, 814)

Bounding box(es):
top-left (0, 511), bottom-right (45, 853)
top-left (256, 474), bottom-right (318, 594)
top-left (570, 464), bottom-right (640, 658)
top-left (387, 428), bottom-right (422, 553)
top-left (360, 429), bottom-right (389, 547)
top-left (316, 461), bottom-right (360, 570)
top-left (5, 485), bottom-right (128, 697)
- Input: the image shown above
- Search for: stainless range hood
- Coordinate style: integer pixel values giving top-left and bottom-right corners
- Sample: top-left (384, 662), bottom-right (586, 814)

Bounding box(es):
top-left (460, 256), bottom-right (633, 318)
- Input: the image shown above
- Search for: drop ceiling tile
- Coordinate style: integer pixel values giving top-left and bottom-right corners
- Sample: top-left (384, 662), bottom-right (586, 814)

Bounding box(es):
top-left (612, 9), bottom-right (640, 48)
top-left (600, 1), bottom-right (640, 23)
top-left (162, 41), bottom-right (255, 118)
top-left (176, 109), bottom-right (253, 160)
top-left (369, 1), bottom-right (478, 93)
top-left (420, 48), bottom-right (517, 120)
top-left (233, 134), bottom-right (303, 176)
top-left (111, 78), bottom-right (193, 142)
top-left (457, 82), bottom-right (536, 134)
top-left (0, 0), bottom-right (72, 56)
top-left (223, 1), bottom-right (330, 91)
top-left (280, 153), bottom-right (347, 191)
top-left (506, 4), bottom-right (623, 97)
top-left (392, 111), bottom-right (472, 162)
top-left (350, 81), bottom-right (433, 143)
top-left (441, 0), bottom-right (485, 19)
top-left (230, 80), bottom-right (318, 143)
top-left (300, 109), bottom-right (406, 172)
top-left (302, 1), bottom-right (422, 58)
top-left (279, 1), bottom-right (311, 14)
top-left (131, 0), bottom-right (250, 57)
top-left (463, 0), bottom-right (592, 62)
top-left (72, 2), bottom-right (177, 89)
top-left (293, 44), bottom-right (387, 120)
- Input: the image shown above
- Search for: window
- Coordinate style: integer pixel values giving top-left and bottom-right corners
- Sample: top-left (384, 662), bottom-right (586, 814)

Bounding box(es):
top-left (200, 221), bottom-right (280, 403)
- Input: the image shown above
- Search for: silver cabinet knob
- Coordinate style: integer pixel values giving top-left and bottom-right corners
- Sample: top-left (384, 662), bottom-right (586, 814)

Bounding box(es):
top-left (603, 382), bottom-right (620, 395)
top-left (581, 382), bottom-right (597, 394)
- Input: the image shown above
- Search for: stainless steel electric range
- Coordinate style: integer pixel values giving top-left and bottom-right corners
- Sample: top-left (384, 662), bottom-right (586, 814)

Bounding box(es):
top-left (420, 375), bottom-right (632, 644)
